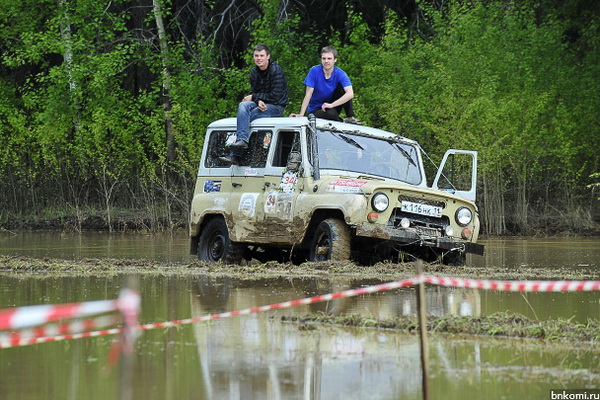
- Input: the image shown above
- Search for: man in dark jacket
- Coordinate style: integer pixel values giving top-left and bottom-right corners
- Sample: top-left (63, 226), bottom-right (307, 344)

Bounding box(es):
top-left (220, 43), bottom-right (289, 165)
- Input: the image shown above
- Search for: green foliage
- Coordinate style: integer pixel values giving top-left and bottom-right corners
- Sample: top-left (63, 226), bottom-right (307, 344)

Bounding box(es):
top-left (0, 0), bottom-right (598, 233)
top-left (361, 1), bottom-right (600, 233)
top-left (249, 0), bottom-right (318, 113)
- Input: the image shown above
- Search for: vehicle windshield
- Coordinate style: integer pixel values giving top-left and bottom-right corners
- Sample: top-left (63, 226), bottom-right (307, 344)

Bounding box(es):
top-left (316, 129), bottom-right (422, 185)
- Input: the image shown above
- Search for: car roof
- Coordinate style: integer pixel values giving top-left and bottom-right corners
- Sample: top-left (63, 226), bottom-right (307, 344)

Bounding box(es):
top-left (207, 117), bottom-right (417, 144)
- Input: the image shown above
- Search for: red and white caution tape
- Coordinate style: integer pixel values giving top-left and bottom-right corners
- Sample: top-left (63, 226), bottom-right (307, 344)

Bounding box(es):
top-left (419, 275), bottom-right (600, 292)
top-left (0, 278), bottom-right (419, 348)
top-left (0, 314), bottom-right (120, 348)
top-left (134, 277), bottom-right (420, 331)
top-left (2, 275), bottom-right (600, 349)
top-left (1, 327), bottom-right (124, 349)
top-left (0, 299), bottom-right (117, 331)
top-left (0, 288), bottom-right (140, 349)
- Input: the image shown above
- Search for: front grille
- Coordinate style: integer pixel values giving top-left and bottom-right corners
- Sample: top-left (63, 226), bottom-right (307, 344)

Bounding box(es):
top-left (388, 208), bottom-right (450, 231)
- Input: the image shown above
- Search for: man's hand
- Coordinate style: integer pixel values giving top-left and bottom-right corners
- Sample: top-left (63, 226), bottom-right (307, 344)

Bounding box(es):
top-left (321, 102), bottom-right (334, 111)
top-left (243, 95), bottom-right (252, 101)
top-left (258, 100), bottom-right (267, 111)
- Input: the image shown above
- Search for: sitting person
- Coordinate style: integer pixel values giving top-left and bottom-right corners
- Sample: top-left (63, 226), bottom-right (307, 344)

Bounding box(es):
top-left (289, 45), bottom-right (360, 124)
top-left (220, 43), bottom-right (289, 166)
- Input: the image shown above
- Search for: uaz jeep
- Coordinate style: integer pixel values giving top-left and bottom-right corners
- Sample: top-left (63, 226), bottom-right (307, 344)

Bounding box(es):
top-left (190, 116), bottom-right (484, 265)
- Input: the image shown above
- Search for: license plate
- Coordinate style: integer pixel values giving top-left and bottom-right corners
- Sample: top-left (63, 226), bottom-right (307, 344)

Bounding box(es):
top-left (416, 226), bottom-right (441, 237)
top-left (401, 201), bottom-right (442, 218)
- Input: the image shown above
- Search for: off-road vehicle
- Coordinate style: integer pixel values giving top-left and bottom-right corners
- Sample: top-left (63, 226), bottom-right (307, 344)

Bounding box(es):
top-left (190, 116), bottom-right (484, 265)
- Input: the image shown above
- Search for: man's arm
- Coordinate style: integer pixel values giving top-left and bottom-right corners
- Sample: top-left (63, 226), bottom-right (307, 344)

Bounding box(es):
top-left (321, 85), bottom-right (354, 111)
top-left (290, 86), bottom-right (314, 117)
top-left (251, 63), bottom-right (287, 105)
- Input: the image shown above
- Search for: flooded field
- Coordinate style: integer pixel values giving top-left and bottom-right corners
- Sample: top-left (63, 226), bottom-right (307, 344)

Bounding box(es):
top-left (0, 231), bottom-right (599, 399)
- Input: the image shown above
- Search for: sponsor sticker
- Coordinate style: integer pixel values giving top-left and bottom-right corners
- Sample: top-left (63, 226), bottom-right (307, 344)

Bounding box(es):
top-left (203, 180), bottom-right (222, 193)
top-left (225, 132), bottom-right (237, 147)
top-left (239, 193), bottom-right (259, 217)
top-left (264, 190), bottom-right (293, 220)
top-left (326, 179), bottom-right (368, 193)
top-left (279, 170), bottom-right (298, 194)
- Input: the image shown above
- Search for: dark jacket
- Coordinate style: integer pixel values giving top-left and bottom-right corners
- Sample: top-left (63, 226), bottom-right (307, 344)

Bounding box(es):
top-left (249, 61), bottom-right (289, 107)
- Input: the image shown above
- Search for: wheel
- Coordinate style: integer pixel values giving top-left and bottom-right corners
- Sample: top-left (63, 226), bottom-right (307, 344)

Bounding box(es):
top-left (309, 218), bottom-right (351, 261)
top-left (197, 218), bottom-right (244, 263)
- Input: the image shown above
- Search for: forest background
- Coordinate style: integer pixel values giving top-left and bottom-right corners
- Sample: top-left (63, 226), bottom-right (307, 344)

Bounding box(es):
top-left (0, 0), bottom-right (598, 236)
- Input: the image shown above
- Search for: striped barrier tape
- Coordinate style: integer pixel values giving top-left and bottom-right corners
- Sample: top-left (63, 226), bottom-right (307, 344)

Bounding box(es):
top-left (0, 299), bottom-right (118, 331)
top-left (1, 275), bottom-right (599, 349)
top-left (0, 314), bottom-right (120, 348)
top-left (420, 276), bottom-right (600, 292)
top-left (0, 288), bottom-right (140, 332)
top-left (0, 288), bottom-right (140, 350)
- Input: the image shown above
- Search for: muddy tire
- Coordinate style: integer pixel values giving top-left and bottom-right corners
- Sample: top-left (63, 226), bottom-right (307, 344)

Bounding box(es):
top-left (198, 218), bottom-right (244, 263)
top-left (309, 218), bottom-right (351, 261)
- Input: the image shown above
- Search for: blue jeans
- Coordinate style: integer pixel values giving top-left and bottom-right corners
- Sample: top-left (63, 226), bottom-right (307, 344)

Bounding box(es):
top-left (233, 101), bottom-right (284, 156)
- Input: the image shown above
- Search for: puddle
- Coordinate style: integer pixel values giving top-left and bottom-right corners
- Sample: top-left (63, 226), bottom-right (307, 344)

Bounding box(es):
top-left (1, 273), bottom-right (599, 399)
top-left (1, 233), bottom-right (599, 399)
top-left (1, 231), bottom-right (599, 269)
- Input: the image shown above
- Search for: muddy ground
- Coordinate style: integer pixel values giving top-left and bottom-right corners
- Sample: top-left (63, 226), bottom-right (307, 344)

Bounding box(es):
top-left (1, 255), bottom-right (598, 281)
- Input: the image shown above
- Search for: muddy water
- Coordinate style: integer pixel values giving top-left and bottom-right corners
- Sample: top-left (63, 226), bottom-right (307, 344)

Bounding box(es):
top-left (0, 232), bottom-right (599, 399)
top-left (1, 231), bottom-right (598, 268)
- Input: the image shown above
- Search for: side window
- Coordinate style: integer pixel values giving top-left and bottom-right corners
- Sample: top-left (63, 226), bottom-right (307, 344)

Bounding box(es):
top-left (436, 153), bottom-right (474, 191)
top-left (203, 130), bottom-right (272, 168)
top-left (204, 131), bottom-right (231, 168)
top-left (240, 130), bottom-right (271, 168)
top-left (272, 130), bottom-right (300, 168)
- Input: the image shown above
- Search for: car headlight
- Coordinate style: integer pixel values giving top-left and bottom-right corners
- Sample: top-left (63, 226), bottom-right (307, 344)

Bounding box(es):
top-left (371, 193), bottom-right (389, 212)
top-left (455, 207), bottom-right (473, 226)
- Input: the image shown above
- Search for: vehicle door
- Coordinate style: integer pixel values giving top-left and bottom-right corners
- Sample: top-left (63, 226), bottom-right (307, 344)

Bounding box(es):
top-left (229, 129), bottom-right (273, 241)
top-left (260, 129), bottom-right (305, 244)
top-left (432, 150), bottom-right (478, 202)
top-left (196, 128), bottom-right (235, 217)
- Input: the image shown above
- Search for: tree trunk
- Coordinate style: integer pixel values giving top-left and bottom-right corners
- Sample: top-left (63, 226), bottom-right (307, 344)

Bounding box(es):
top-left (152, 0), bottom-right (176, 177)
top-left (482, 166), bottom-right (506, 235)
top-left (58, 0), bottom-right (81, 135)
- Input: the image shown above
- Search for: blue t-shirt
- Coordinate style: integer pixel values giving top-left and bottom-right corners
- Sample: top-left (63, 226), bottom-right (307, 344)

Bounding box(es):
top-left (304, 65), bottom-right (352, 112)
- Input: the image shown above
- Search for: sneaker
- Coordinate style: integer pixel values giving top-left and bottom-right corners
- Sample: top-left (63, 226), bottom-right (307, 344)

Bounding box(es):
top-left (343, 116), bottom-right (362, 125)
top-left (218, 154), bottom-right (241, 166)
top-left (229, 139), bottom-right (248, 151)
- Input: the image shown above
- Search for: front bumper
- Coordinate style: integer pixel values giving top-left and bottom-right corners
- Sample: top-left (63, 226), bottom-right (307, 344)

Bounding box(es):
top-left (355, 224), bottom-right (485, 256)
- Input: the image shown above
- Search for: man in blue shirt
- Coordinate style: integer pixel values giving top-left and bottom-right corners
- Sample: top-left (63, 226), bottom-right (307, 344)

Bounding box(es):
top-left (290, 46), bottom-right (360, 124)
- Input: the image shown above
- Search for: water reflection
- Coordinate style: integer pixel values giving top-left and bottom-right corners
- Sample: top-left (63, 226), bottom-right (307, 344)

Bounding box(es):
top-left (190, 275), bottom-right (484, 320)
top-left (0, 274), bottom-right (598, 400)
top-left (0, 230), bottom-right (190, 262)
top-left (1, 233), bottom-right (600, 399)
top-left (470, 236), bottom-right (600, 269)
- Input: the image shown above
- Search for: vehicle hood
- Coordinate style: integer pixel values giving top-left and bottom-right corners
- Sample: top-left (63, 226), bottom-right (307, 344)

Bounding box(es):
top-left (321, 176), bottom-right (478, 208)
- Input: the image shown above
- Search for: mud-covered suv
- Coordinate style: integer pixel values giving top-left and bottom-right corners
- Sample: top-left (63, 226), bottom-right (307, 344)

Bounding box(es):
top-left (190, 116), bottom-right (484, 265)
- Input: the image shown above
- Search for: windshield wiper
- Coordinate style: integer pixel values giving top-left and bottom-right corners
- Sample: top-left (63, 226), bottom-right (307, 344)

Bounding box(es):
top-left (357, 174), bottom-right (385, 181)
top-left (328, 131), bottom-right (365, 150)
top-left (392, 143), bottom-right (417, 167)
top-left (338, 133), bottom-right (364, 150)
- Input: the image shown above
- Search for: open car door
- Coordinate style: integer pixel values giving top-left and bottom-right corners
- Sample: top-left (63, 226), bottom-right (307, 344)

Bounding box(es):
top-left (432, 150), bottom-right (478, 202)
